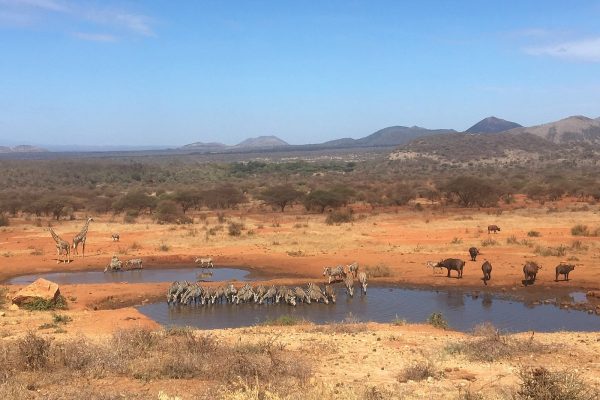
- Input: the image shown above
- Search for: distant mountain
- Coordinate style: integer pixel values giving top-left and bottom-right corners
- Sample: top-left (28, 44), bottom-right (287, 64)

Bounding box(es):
top-left (508, 115), bottom-right (600, 144)
top-left (321, 126), bottom-right (457, 148)
top-left (465, 116), bottom-right (522, 134)
top-left (234, 136), bottom-right (288, 148)
top-left (0, 145), bottom-right (48, 153)
top-left (180, 142), bottom-right (228, 151)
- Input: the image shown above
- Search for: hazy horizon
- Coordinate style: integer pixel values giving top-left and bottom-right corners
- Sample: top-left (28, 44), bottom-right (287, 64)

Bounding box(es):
top-left (1, 0), bottom-right (599, 147)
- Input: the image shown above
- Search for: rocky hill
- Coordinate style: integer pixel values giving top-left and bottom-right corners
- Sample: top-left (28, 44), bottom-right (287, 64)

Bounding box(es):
top-left (465, 116), bottom-right (522, 133)
top-left (508, 115), bottom-right (600, 144)
top-left (233, 135), bottom-right (288, 148)
top-left (320, 126), bottom-right (456, 148)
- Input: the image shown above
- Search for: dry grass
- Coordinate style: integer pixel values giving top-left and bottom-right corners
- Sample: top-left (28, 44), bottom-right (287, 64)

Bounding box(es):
top-left (397, 359), bottom-right (440, 382)
top-left (446, 324), bottom-right (550, 363)
top-left (0, 328), bottom-right (312, 397)
top-left (516, 366), bottom-right (599, 400)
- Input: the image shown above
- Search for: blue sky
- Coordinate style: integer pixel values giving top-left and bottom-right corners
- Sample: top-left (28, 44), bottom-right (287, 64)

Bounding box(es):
top-left (1, 0), bottom-right (599, 147)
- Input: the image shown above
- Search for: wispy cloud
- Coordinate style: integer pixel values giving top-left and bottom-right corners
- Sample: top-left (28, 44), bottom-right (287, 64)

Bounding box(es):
top-left (0, 0), bottom-right (155, 38)
top-left (73, 32), bottom-right (116, 42)
top-left (525, 37), bottom-right (600, 62)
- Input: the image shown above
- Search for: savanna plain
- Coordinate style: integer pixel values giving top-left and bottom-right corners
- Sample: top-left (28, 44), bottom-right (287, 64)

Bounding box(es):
top-left (0, 150), bottom-right (599, 399)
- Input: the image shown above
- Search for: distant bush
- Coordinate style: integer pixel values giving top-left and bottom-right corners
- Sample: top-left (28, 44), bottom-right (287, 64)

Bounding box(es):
top-left (506, 235), bottom-right (519, 244)
top-left (365, 264), bottom-right (391, 277)
top-left (527, 230), bottom-right (541, 237)
top-left (261, 315), bottom-right (306, 326)
top-left (228, 222), bottom-right (244, 236)
top-left (481, 238), bottom-right (498, 247)
top-left (325, 210), bottom-right (354, 225)
top-left (397, 359), bottom-right (439, 382)
top-left (451, 237), bottom-right (463, 244)
top-left (157, 242), bottom-right (171, 252)
top-left (427, 312), bottom-right (448, 329)
top-left (0, 214), bottom-right (9, 227)
top-left (534, 245), bottom-right (567, 257)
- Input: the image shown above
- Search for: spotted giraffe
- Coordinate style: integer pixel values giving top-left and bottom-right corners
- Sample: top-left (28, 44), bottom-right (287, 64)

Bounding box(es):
top-left (72, 217), bottom-right (93, 258)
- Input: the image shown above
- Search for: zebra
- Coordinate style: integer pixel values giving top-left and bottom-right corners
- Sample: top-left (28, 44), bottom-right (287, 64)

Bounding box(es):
top-left (259, 286), bottom-right (277, 304)
top-left (195, 257), bottom-right (214, 268)
top-left (347, 262), bottom-right (359, 278)
top-left (233, 284), bottom-right (254, 304)
top-left (323, 265), bottom-right (346, 284)
top-left (306, 283), bottom-right (328, 304)
top-left (358, 271), bottom-right (368, 295)
top-left (124, 258), bottom-right (143, 270)
top-left (104, 255), bottom-right (123, 273)
top-left (253, 285), bottom-right (267, 303)
top-left (324, 285), bottom-right (336, 303)
top-left (343, 275), bottom-right (355, 297)
top-left (214, 286), bottom-right (226, 303)
top-left (279, 286), bottom-right (297, 306)
top-left (224, 283), bottom-right (238, 303)
top-left (111, 233), bottom-right (120, 242)
top-left (294, 287), bottom-right (311, 304)
top-left (426, 261), bottom-right (445, 275)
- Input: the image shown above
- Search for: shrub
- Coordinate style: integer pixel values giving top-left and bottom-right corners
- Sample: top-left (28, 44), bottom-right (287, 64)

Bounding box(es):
top-left (427, 312), bottom-right (448, 329)
top-left (481, 238), bottom-right (498, 247)
top-left (516, 366), bottom-right (599, 400)
top-left (52, 313), bottom-right (72, 324)
top-left (17, 332), bottom-right (51, 370)
top-left (527, 230), bottom-right (541, 237)
top-left (0, 286), bottom-right (7, 307)
top-left (506, 235), bottom-right (519, 244)
top-left (397, 360), bottom-right (439, 382)
top-left (446, 325), bottom-right (549, 362)
top-left (534, 245), bottom-right (567, 257)
top-left (451, 237), bottom-right (463, 244)
top-left (571, 224), bottom-right (590, 236)
top-left (228, 222), bottom-right (244, 236)
top-left (21, 295), bottom-right (68, 311)
top-left (0, 214), bottom-right (9, 227)
top-left (157, 242), bottom-right (171, 252)
top-left (325, 210), bottom-right (354, 225)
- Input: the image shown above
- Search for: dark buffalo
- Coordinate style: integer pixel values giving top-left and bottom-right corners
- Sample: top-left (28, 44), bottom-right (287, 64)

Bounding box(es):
top-left (555, 263), bottom-right (575, 281)
top-left (481, 261), bottom-right (492, 285)
top-left (438, 258), bottom-right (465, 278)
top-left (469, 247), bottom-right (479, 261)
top-left (523, 261), bottom-right (541, 286)
top-left (487, 225), bottom-right (501, 234)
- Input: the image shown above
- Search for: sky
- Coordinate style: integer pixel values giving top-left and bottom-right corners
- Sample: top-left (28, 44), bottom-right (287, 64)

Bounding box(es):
top-left (1, 0), bottom-right (600, 147)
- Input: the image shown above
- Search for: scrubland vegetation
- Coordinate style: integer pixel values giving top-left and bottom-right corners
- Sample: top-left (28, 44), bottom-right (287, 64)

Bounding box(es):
top-left (1, 153), bottom-right (600, 224)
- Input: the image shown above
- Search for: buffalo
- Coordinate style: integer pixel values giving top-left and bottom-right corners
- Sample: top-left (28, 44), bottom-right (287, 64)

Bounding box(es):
top-left (469, 247), bottom-right (479, 261)
top-left (487, 225), bottom-right (501, 234)
top-left (523, 261), bottom-right (541, 286)
top-left (437, 258), bottom-right (465, 279)
top-left (555, 263), bottom-right (575, 282)
top-left (481, 261), bottom-right (492, 285)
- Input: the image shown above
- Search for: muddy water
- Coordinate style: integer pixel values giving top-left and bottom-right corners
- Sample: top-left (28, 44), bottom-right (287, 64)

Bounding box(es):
top-left (7, 267), bottom-right (250, 285)
top-left (138, 286), bottom-right (600, 333)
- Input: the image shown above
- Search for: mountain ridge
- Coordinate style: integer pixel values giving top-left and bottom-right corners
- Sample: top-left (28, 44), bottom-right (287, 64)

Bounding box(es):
top-left (465, 116), bottom-right (522, 134)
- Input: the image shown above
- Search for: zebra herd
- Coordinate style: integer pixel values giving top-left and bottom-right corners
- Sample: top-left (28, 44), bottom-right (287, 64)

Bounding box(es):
top-left (167, 262), bottom-right (369, 307)
top-left (167, 282), bottom-right (337, 306)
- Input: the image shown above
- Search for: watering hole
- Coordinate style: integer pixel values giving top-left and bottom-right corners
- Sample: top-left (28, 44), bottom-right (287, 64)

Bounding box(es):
top-left (137, 286), bottom-right (600, 333)
top-left (6, 267), bottom-right (250, 285)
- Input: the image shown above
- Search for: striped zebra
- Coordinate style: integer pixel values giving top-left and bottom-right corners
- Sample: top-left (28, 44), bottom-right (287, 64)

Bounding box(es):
top-left (343, 275), bottom-right (355, 297)
top-left (124, 258), bottom-right (143, 270)
top-left (253, 285), bottom-right (267, 303)
top-left (294, 287), bottom-right (311, 304)
top-left (324, 285), bottom-right (336, 303)
top-left (259, 286), bottom-right (277, 304)
top-left (306, 283), bottom-right (328, 304)
top-left (323, 265), bottom-right (346, 284)
top-left (347, 262), bottom-right (359, 278)
top-left (195, 257), bottom-right (214, 268)
top-left (358, 271), bottom-right (368, 295)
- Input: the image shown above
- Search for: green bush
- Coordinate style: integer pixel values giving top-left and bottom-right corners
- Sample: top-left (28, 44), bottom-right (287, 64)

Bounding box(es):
top-left (228, 222), bottom-right (244, 236)
top-left (21, 295), bottom-right (68, 311)
top-left (427, 312), bottom-right (448, 329)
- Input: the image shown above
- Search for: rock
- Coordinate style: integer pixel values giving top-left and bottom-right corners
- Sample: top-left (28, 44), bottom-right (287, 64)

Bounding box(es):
top-left (9, 304), bottom-right (19, 311)
top-left (0, 312), bottom-right (4, 316)
top-left (12, 278), bottom-right (60, 306)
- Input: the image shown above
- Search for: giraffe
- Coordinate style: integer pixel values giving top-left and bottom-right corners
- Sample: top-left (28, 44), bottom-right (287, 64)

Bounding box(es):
top-left (72, 217), bottom-right (93, 258)
top-left (49, 228), bottom-right (71, 264)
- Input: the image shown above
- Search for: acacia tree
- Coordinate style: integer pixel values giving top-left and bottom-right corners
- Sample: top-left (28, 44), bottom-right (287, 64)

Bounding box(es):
top-left (303, 189), bottom-right (346, 213)
top-left (444, 176), bottom-right (499, 207)
top-left (260, 185), bottom-right (303, 212)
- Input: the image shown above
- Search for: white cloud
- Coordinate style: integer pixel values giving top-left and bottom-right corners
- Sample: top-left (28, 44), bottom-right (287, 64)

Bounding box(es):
top-left (0, 0), bottom-right (155, 37)
top-left (525, 37), bottom-right (600, 62)
top-left (73, 32), bottom-right (116, 42)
